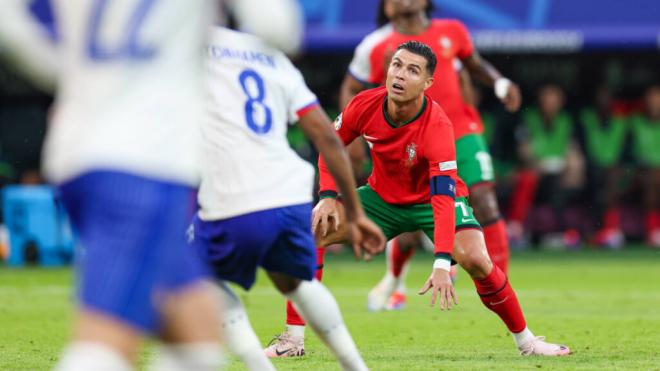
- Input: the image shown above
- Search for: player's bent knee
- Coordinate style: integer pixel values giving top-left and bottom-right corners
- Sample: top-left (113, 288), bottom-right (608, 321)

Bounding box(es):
top-left (454, 230), bottom-right (492, 278)
top-left (396, 232), bottom-right (422, 253)
top-left (267, 271), bottom-right (301, 294)
top-left (316, 228), bottom-right (349, 247)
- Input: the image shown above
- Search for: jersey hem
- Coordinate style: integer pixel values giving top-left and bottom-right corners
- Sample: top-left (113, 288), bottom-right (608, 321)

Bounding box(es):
top-left (199, 195), bottom-right (313, 221)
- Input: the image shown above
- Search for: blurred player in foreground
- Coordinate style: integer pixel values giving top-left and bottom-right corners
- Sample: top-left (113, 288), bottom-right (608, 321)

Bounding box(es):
top-left (269, 41), bottom-right (569, 358)
top-left (190, 27), bottom-right (385, 370)
top-left (0, 0), bottom-right (308, 370)
top-left (0, 1), bottom-right (223, 370)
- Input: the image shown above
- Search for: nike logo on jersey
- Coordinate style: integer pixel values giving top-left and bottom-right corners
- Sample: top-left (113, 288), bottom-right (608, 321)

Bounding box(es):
top-left (489, 296), bottom-right (509, 306)
top-left (363, 135), bottom-right (379, 141)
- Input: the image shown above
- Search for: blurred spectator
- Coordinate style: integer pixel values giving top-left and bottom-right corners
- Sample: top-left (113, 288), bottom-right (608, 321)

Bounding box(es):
top-left (578, 86), bottom-right (629, 248)
top-left (508, 84), bottom-right (585, 247)
top-left (630, 85), bottom-right (660, 247)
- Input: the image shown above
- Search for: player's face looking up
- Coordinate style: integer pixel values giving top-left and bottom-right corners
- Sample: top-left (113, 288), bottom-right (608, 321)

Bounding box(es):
top-left (386, 49), bottom-right (434, 103)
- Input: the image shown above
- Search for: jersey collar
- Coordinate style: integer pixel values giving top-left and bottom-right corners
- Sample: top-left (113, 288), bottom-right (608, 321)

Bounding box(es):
top-left (382, 96), bottom-right (427, 129)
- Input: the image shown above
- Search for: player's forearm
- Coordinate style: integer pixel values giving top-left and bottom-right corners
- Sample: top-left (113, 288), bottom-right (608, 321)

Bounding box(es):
top-left (431, 195), bottom-right (455, 271)
top-left (339, 74), bottom-right (367, 110)
top-left (0, 0), bottom-right (58, 91)
top-left (464, 53), bottom-right (503, 88)
top-left (299, 107), bottom-right (362, 219)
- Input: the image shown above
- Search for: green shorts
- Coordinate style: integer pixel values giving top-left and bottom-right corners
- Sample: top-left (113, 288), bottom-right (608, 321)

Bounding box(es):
top-left (456, 134), bottom-right (495, 187)
top-left (358, 185), bottom-right (481, 243)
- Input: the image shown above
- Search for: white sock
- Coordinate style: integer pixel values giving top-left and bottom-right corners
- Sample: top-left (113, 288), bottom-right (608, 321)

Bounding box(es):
top-left (396, 261), bottom-right (410, 293)
top-left (381, 271), bottom-right (398, 289)
top-left (512, 327), bottom-right (536, 348)
top-left (286, 280), bottom-right (368, 371)
top-left (54, 342), bottom-right (133, 371)
top-left (148, 343), bottom-right (224, 371)
top-left (286, 324), bottom-right (306, 338)
top-left (215, 282), bottom-right (275, 371)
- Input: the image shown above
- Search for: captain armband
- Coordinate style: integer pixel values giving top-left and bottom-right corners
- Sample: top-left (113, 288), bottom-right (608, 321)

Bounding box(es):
top-left (430, 176), bottom-right (456, 199)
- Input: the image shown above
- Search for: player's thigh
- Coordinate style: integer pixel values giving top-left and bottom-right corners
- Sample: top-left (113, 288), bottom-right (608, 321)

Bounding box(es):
top-left (189, 209), bottom-right (281, 291)
top-left (261, 203), bottom-right (317, 286)
top-left (317, 186), bottom-right (409, 246)
top-left (418, 197), bottom-right (481, 241)
top-left (358, 185), bottom-right (409, 240)
top-left (456, 134), bottom-right (495, 187)
top-left (59, 170), bottom-right (207, 334)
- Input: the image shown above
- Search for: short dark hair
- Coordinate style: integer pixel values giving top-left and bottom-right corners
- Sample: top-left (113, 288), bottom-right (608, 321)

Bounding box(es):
top-left (395, 41), bottom-right (437, 76)
top-left (377, 0), bottom-right (435, 26)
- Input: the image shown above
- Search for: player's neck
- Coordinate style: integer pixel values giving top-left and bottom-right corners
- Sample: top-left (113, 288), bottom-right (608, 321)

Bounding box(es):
top-left (391, 13), bottom-right (430, 35)
top-left (385, 96), bottom-right (426, 127)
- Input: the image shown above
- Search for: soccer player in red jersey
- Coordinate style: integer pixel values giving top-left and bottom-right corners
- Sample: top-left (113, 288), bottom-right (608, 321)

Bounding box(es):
top-left (266, 41), bottom-right (569, 358)
top-left (344, 0), bottom-right (521, 311)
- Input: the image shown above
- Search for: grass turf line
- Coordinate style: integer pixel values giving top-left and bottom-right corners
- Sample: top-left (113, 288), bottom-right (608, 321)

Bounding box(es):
top-left (0, 247), bottom-right (659, 370)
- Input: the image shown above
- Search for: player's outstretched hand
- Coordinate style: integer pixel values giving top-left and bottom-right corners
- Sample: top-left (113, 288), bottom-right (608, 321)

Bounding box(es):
top-left (418, 268), bottom-right (458, 311)
top-left (502, 82), bottom-right (522, 112)
top-left (312, 198), bottom-right (341, 237)
top-left (346, 215), bottom-right (386, 260)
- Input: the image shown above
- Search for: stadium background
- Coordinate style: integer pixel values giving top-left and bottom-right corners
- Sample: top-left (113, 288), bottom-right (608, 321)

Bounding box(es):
top-left (0, 0), bottom-right (659, 258)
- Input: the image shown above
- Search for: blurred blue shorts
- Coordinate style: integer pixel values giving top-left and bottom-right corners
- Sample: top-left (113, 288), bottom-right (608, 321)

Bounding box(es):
top-left (59, 170), bottom-right (208, 333)
top-left (189, 203), bottom-right (317, 290)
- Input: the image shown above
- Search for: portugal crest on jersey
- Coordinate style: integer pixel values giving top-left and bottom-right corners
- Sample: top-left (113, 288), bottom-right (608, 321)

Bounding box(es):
top-left (404, 142), bottom-right (418, 167)
top-left (334, 113), bottom-right (343, 130)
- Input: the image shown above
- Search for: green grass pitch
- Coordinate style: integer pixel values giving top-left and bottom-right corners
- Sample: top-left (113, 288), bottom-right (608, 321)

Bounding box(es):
top-left (1, 248), bottom-right (659, 370)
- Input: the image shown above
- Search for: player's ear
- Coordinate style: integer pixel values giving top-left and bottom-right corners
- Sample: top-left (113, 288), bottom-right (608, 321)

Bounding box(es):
top-left (424, 77), bottom-right (434, 91)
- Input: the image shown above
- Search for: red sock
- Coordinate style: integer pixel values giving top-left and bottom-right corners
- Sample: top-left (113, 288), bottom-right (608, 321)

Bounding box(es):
top-left (285, 247), bottom-right (326, 326)
top-left (389, 237), bottom-right (415, 278)
top-left (482, 219), bottom-right (510, 275)
top-left (508, 170), bottom-right (539, 223)
top-left (603, 207), bottom-right (621, 230)
top-left (472, 266), bottom-right (527, 333)
top-left (646, 210), bottom-right (660, 232)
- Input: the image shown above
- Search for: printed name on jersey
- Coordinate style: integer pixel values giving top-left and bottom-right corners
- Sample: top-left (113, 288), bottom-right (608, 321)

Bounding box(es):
top-left (334, 113), bottom-right (343, 130)
top-left (207, 45), bottom-right (276, 68)
top-left (439, 160), bottom-right (457, 171)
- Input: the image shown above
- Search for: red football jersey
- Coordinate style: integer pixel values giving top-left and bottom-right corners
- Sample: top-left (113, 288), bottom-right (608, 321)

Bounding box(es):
top-left (318, 87), bottom-right (468, 255)
top-left (348, 19), bottom-right (483, 139)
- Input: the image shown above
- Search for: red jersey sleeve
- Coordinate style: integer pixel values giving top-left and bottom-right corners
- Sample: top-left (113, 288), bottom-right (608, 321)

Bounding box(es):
top-left (452, 20), bottom-right (474, 60)
top-left (318, 102), bottom-right (361, 195)
top-left (425, 106), bottom-right (460, 260)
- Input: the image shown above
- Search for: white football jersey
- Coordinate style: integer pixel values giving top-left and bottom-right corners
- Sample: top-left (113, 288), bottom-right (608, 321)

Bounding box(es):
top-left (42, 0), bottom-right (213, 185)
top-left (198, 27), bottom-right (319, 220)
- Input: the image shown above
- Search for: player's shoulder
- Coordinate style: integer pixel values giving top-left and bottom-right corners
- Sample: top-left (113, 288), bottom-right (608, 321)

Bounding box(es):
top-left (209, 27), bottom-right (260, 46)
top-left (344, 86), bottom-right (387, 119)
top-left (208, 27), bottom-right (288, 64)
top-left (352, 86), bottom-right (387, 107)
top-left (430, 18), bottom-right (468, 33)
top-left (355, 24), bottom-right (395, 53)
top-left (425, 96), bottom-right (453, 128)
